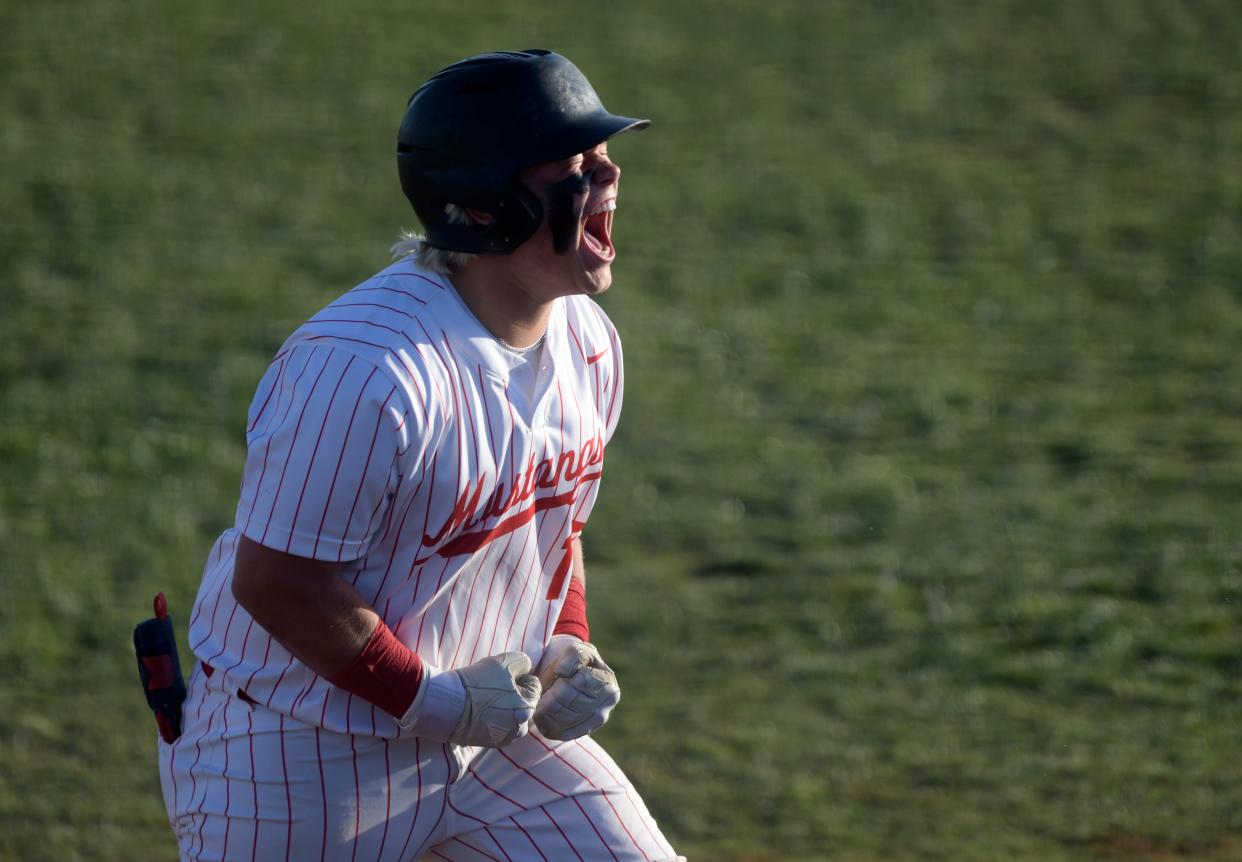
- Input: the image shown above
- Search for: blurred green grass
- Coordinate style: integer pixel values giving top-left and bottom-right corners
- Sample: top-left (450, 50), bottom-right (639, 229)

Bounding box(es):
top-left (3, 1), bottom-right (1242, 860)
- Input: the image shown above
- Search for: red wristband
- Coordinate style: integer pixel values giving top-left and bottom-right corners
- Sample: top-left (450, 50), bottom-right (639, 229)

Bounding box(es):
top-left (552, 576), bottom-right (590, 642)
top-left (326, 621), bottom-right (424, 719)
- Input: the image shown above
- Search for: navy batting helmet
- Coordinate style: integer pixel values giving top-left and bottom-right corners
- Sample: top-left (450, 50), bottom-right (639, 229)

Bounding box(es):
top-left (397, 50), bottom-right (649, 254)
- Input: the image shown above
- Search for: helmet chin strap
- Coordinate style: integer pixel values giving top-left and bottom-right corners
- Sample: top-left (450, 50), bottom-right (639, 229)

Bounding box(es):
top-left (545, 169), bottom-right (594, 254)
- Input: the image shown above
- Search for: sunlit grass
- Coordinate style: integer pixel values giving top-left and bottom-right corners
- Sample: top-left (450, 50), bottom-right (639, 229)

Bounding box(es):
top-left (2, 1), bottom-right (1241, 859)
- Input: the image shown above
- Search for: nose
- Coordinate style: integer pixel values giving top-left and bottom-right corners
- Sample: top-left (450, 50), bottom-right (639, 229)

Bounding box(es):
top-left (593, 158), bottom-right (620, 187)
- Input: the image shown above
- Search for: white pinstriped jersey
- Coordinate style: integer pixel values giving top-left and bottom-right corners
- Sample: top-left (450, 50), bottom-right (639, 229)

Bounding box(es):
top-left (185, 256), bottom-right (623, 738)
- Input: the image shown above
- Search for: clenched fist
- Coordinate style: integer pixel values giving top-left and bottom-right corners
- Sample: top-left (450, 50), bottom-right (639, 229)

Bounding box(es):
top-left (401, 651), bottom-right (542, 748)
top-left (534, 635), bottom-right (620, 740)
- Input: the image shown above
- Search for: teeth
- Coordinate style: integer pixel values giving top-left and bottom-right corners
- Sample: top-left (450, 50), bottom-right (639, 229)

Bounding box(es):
top-left (587, 200), bottom-right (617, 216)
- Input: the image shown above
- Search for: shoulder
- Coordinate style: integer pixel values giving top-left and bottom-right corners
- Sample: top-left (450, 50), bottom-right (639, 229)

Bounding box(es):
top-left (297, 257), bottom-right (452, 349)
top-left (275, 258), bottom-right (459, 422)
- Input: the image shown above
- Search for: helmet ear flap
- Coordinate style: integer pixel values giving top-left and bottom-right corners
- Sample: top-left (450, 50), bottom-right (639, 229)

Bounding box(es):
top-left (404, 174), bottom-right (545, 254)
top-left (481, 179), bottom-right (545, 253)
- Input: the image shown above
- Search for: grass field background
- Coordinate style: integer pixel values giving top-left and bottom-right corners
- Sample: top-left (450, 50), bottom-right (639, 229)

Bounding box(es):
top-left (3, 1), bottom-right (1242, 859)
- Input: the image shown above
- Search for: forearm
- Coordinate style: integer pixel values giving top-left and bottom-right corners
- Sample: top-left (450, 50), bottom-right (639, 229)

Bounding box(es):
top-left (553, 535), bottom-right (590, 642)
top-left (535, 535), bottom-right (620, 740)
top-left (231, 535), bottom-right (380, 678)
top-left (570, 534), bottom-right (585, 588)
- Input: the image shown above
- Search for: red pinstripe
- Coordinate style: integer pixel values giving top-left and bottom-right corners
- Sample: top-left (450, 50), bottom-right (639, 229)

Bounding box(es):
top-left (508, 421), bottom-right (558, 649)
top-left (452, 834), bottom-right (505, 861)
top-left (386, 270), bottom-right (450, 292)
top-left (369, 467), bottom-right (432, 604)
top-left (167, 688), bottom-right (188, 831)
top-left (460, 530), bottom-right (521, 665)
top-left (310, 316), bottom-right (414, 342)
top-left (332, 301), bottom-right (416, 320)
top-left (310, 365), bottom-right (381, 557)
top-left (243, 345), bottom-right (320, 538)
top-left (375, 739), bottom-right (393, 862)
top-left (349, 734), bottom-right (362, 862)
top-left (541, 375), bottom-right (578, 644)
top-left (438, 357), bottom-right (487, 667)
top-left (412, 318), bottom-right (460, 437)
top-left (482, 383), bottom-right (535, 654)
top-left (238, 627), bottom-right (277, 709)
top-left (496, 748), bottom-right (566, 800)
top-left (414, 556), bottom-right (453, 657)
top-left (484, 521), bottom-right (538, 657)
top-left (570, 794), bottom-right (622, 862)
top-left (455, 364), bottom-right (516, 664)
top-left (406, 350), bottom-right (463, 658)
top-left (604, 326), bottom-right (623, 432)
top-left (394, 737), bottom-right (426, 862)
top-left (247, 711), bottom-right (260, 861)
top-left (241, 428), bottom-right (274, 539)
top-left (431, 745), bottom-right (456, 842)
top-left (540, 805), bottom-right (586, 862)
top-left (283, 353), bottom-right (356, 553)
top-left (447, 794), bottom-right (492, 827)
top-left (411, 320), bottom-right (455, 429)
top-left (189, 532), bottom-right (238, 648)
top-left (565, 318), bottom-right (587, 363)
top-left (251, 350), bottom-right (298, 438)
top-left (402, 454), bottom-right (441, 596)
top-left (350, 285), bottom-right (428, 305)
top-left (299, 335), bottom-right (434, 427)
top-left (287, 670), bottom-right (321, 720)
top-left (438, 337), bottom-right (485, 663)
top-left (523, 736), bottom-right (649, 860)
top-left (445, 549), bottom-right (494, 668)
top-left (259, 645), bottom-right (299, 714)
top-left (279, 714), bottom-right (293, 862)
top-left (443, 337), bottom-right (480, 452)
top-left (465, 766), bottom-right (525, 810)
top-left (188, 690), bottom-right (228, 861)
top-left (343, 691), bottom-right (356, 737)
top-left (483, 827), bottom-right (516, 862)
top-left (218, 709), bottom-right (237, 859)
top-left (367, 446), bottom-right (409, 547)
top-left (509, 815), bottom-right (550, 862)
top-left (411, 323), bottom-right (467, 653)
top-left (199, 602), bottom-right (239, 674)
top-left (576, 742), bottom-right (671, 855)
top-left (258, 347), bottom-right (333, 547)
top-left (549, 357), bottom-right (595, 612)
top-left (316, 728), bottom-right (329, 862)
top-left (186, 539), bottom-right (225, 634)
top-left (247, 356), bottom-right (287, 433)
top-left (333, 383), bottom-right (395, 562)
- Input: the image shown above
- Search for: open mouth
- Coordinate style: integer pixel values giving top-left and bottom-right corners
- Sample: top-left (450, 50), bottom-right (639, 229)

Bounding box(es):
top-left (581, 199), bottom-right (616, 262)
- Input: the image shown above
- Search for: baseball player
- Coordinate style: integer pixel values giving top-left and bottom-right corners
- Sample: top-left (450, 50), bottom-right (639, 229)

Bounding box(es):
top-left (157, 50), bottom-right (684, 861)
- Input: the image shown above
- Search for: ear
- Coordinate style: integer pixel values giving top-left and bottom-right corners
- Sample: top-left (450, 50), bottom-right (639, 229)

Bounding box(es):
top-left (465, 208), bottom-right (495, 226)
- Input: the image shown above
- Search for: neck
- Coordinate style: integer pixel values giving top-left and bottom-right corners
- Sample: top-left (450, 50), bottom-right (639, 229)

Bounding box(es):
top-left (451, 259), bottom-right (555, 349)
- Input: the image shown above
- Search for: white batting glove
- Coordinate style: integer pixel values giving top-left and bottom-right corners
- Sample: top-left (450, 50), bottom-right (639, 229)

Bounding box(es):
top-left (534, 635), bottom-right (621, 741)
top-left (400, 651), bottom-right (542, 748)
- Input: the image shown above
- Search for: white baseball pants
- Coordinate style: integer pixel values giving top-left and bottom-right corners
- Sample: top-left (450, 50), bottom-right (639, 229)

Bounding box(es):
top-left (159, 669), bottom-right (683, 861)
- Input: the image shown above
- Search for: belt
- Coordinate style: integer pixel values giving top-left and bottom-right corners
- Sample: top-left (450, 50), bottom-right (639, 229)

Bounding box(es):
top-left (201, 661), bottom-right (260, 705)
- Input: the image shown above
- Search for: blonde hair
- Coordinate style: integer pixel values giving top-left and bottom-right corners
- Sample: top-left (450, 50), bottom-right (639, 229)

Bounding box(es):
top-left (391, 203), bottom-right (478, 276)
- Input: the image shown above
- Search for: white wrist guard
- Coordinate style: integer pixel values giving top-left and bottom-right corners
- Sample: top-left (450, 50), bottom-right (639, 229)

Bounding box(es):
top-left (401, 652), bottom-right (541, 748)
top-left (398, 664), bottom-right (466, 742)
